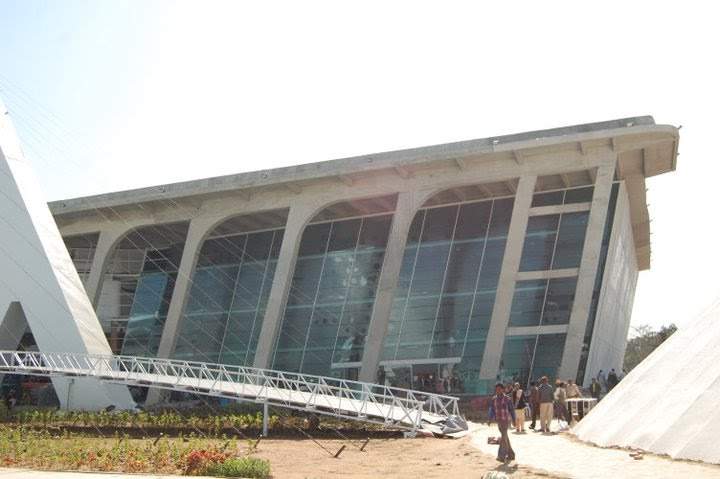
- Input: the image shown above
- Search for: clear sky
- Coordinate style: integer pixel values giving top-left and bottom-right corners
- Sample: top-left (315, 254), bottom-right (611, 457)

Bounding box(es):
top-left (1, 0), bottom-right (718, 333)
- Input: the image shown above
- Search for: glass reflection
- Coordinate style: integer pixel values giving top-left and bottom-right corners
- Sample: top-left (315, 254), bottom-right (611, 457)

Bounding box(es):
top-left (272, 215), bottom-right (392, 378)
top-left (172, 229), bottom-right (282, 365)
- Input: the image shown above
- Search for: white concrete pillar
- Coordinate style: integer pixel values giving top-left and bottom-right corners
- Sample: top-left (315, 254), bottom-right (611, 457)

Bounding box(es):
top-left (253, 201), bottom-right (323, 369)
top-left (358, 191), bottom-right (428, 383)
top-left (154, 216), bottom-right (217, 359)
top-left (557, 162), bottom-right (616, 380)
top-left (83, 227), bottom-right (127, 308)
top-left (145, 216), bottom-right (216, 404)
top-left (479, 175), bottom-right (538, 380)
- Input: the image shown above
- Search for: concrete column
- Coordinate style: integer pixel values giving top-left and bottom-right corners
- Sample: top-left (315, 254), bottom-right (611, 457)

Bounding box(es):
top-left (479, 175), bottom-right (538, 380)
top-left (84, 227), bottom-right (127, 308)
top-left (253, 201), bottom-right (323, 369)
top-left (358, 191), bottom-right (427, 383)
top-left (557, 162), bottom-right (616, 380)
top-left (145, 216), bottom-right (216, 404)
top-left (154, 216), bottom-right (217, 359)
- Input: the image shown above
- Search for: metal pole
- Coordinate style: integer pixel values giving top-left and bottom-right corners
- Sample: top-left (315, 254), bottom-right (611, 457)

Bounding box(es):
top-left (262, 400), bottom-right (269, 437)
top-left (66, 378), bottom-right (74, 411)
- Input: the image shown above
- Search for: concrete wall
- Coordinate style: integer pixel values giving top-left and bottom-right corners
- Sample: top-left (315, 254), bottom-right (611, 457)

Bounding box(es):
top-left (582, 183), bottom-right (639, 385)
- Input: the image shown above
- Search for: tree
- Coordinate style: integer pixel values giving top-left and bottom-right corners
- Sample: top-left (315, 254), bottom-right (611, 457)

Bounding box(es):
top-left (624, 323), bottom-right (678, 372)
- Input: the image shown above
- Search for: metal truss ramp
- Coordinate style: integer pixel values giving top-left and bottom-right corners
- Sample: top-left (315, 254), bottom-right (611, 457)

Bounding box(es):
top-left (0, 351), bottom-right (466, 435)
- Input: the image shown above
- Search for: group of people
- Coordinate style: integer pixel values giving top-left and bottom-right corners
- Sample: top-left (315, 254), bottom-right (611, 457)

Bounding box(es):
top-left (413, 373), bottom-right (463, 394)
top-left (595, 368), bottom-right (622, 394)
top-left (488, 375), bottom-right (597, 464)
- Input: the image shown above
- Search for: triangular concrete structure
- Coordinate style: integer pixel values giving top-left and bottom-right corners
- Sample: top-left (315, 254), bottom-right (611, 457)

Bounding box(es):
top-left (573, 300), bottom-right (720, 464)
top-left (0, 97), bottom-right (134, 410)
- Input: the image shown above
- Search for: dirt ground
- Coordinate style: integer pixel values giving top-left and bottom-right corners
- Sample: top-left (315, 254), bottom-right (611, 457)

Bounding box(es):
top-left (250, 436), bottom-right (564, 478)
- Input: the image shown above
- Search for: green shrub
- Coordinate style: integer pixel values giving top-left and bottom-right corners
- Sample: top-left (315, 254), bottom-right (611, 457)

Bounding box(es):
top-left (204, 456), bottom-right (271, 478)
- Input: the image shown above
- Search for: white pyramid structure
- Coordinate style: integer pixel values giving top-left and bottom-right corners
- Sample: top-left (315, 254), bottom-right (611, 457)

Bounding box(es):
top-left (573, 299), bottom-right (720, 464)
top-left (0, 97), bottom-right (135, 410)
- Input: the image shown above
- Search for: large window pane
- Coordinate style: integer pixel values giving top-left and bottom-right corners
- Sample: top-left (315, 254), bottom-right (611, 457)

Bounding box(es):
top-left (172, 228), bottom-right (282, 365)
top-left (542, 277), bottom-right (577, 325)
top-left (532, 334), bottom-right (567, 380)
top-left (519, 215), bottom-right (559, 271)
top-left (552, 212), bottom-right (589, 269)
top-left (499, 335), bottom-right (536, 384)
top-left (382, 195), bottom-right (514, 396)
top-left (509, 280), bottom-right (547, 327)
top-left (273, 215), bottom-right (392, 375)
top-left (509, 277), bottom-right (578, 327)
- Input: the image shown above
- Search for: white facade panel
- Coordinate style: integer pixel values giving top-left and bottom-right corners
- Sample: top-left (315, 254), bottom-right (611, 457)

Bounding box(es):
top-left (0, 98), bottom-right (135, 410)
top-left (582, 183), bottom-right (638, 386)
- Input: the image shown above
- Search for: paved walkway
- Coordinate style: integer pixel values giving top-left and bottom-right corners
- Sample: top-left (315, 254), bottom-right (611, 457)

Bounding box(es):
top-left (470, 421), bottom-right (720, 478)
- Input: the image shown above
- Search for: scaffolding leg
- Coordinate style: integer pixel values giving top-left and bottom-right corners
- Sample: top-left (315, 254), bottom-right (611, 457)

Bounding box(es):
top-left (262, 401), bottom-right (269, 437)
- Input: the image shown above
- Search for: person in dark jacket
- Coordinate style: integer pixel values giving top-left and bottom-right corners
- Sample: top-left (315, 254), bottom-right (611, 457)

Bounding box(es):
top-left (538, 376), bottom-right (554, 433)
top-left (488, 383), bottom-right (516, 463)
top-left (607, 369), bottom-right (619, 390)
top-left (512, 382), bottom-right (527, 432)
top-left (528, 381), bottom-right (540, 430)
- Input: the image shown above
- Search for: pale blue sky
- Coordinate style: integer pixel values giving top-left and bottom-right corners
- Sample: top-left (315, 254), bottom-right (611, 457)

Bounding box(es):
top-left (1, 0), bottom-right (719, 332)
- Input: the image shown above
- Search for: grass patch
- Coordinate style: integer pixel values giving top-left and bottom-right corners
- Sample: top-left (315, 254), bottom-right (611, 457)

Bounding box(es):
top-left (203, 456), bottom-right (271, 478)
top-left (0, 425), bottom-right (269, 476)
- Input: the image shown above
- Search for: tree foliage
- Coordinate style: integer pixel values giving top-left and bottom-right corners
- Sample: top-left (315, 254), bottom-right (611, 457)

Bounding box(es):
top-left (624, 323), bottom-right (677, 372)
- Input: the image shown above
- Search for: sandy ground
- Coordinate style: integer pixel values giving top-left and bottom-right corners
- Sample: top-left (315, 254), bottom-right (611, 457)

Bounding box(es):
top-left (1, 436), bottom-right (561, 479)
top-left (471, 421), bottom-right (720, 479)
top-left (249, 436), bottom-right (562, 478)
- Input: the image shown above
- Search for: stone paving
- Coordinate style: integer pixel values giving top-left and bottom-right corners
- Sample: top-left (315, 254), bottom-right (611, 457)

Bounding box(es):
top-left (470, 421), bottom-right (720, 478)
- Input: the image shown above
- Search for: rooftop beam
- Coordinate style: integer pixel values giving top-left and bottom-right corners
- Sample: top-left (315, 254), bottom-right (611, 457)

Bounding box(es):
top-left (394, 166), bottom-right (412, 179)
top-left (337, 174), bottom-right (354, 186)
top-left (285, 183), bottom-right (302, 195)
top-left (477, 184), bottom-right (493, 197)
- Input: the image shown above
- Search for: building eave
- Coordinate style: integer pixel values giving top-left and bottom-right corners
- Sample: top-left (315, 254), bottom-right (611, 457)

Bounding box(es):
top-left (49, 116), bottom-right (679, 271)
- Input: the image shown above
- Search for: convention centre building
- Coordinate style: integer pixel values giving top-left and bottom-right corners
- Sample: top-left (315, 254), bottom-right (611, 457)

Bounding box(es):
top-left (49, 117), bottom-right (678, 397)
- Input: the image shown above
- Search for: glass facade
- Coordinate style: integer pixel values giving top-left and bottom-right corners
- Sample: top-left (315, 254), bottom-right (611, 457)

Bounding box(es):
top-left (499, 334), bottom-right (567, 383)
top-left (92, 223), bottom-right (189, 355)
top-left (500, 186), bottom-right (595, 385)
top-left (531, 186), bottom-right (594, 207)
top-left (121, 245), bottom-right (184, 357)
top-left (272, 215), bottom-right (392, 378)
top-left (172, 229), bottom-right (283, 365)
top-left (520, 211), bottom-right (590, 271)
top-left (381, 197), bottom-right (514, 395)
top-left (56, 180), bottom-right (623, 397)
top-left (509, 277), bottom-right (578, 327)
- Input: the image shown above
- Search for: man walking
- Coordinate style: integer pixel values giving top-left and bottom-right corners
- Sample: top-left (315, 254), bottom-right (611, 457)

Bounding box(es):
top-left (590, 378), bottom-right (601, 399)
top-left (538, 376), bottom-right (554, 433)
top-left (528, 381), bottom-right (540, 430)
top-left (488, 383), bottom-right (516, 463)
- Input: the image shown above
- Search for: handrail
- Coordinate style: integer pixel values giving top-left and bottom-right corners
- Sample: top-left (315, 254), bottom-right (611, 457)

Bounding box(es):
top-left (0, 350), bottom-right (464, 434)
